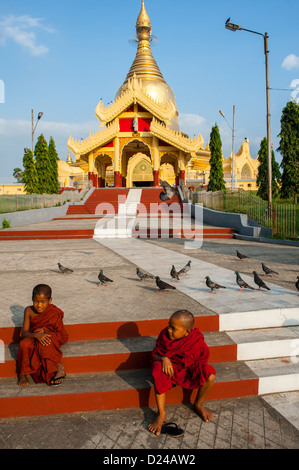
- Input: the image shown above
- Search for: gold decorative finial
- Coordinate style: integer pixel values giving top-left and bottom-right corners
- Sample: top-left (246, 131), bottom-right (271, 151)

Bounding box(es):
top-left (136, 0), bottom-right (151, 28)
top-left (125, 0), bottom-right (165, 83)
top-left (66, 151), bottom-right (72, 163)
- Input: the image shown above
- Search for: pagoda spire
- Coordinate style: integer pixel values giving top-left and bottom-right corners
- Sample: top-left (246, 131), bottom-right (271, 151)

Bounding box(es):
top-left (136, 0), bottom-right (151, 28)
top-left (124, 0), bottom-right (165, 84)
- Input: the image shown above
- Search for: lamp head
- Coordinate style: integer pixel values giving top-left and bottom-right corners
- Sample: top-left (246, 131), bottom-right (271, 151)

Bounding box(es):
top-left (225, 21), bottom-right (242, 32)
top-left (219, 110), bottom-right (225, 118)
top-left (37, 112), bottom-right (43, 120)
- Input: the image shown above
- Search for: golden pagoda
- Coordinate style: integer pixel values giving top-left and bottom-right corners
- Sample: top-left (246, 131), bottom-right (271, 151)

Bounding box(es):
top-left (222, 138), bottom-right (259, 190)
top-left (67, 0), bottom-right (209, 188)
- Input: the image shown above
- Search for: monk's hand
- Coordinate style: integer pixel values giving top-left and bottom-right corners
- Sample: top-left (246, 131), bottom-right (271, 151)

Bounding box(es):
top-left (162, 357), bottom-right (174, 377)
top-left (34, 328), bottom-right (45, 334)
top-left (35, 332), bottom-right (51, 346)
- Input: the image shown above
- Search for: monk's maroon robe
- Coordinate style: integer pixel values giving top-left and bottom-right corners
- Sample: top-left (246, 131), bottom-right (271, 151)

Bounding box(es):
top-left (17, 304), bottom-right (68, 385)
top-left (151, 327), bottom-right (216, 394)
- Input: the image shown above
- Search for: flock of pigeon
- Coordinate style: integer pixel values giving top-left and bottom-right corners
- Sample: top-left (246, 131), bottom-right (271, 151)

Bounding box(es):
top-left (57, 250), bottom-right (299, 295)
top-left (137, 261), bottom-right (192, 292)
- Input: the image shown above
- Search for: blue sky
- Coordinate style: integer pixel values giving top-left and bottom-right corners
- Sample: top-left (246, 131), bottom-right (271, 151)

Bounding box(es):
top-left (1, 0), bottom-right (299, 182)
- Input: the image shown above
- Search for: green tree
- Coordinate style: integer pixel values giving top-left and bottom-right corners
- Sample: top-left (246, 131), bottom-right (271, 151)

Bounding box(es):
top-left (35, 134), bottom-right (51, 194)
top-left (48, 136), bottom-right (60, 194)
top-left (208, 123), bottom-right (226, 192)
top-left (22, 149), bottom-right (38, 194)
top-left (256, 137), bottom-right (281, 201)
top-left (277, 100), bottom-right (299, 204)
top-left (13, 167), bottom-right (24, 183)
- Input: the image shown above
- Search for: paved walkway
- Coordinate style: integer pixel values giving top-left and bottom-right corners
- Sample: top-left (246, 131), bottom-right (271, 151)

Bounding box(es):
top-left (0, 233), bottom-right (298, 449)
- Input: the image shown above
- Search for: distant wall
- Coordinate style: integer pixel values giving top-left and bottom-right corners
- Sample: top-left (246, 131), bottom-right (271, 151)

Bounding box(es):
top-left (177, 187), bottom-right (272, 237)
top-left (0, 205), bottom-right (69, 228)
top-left (201, 206), bottom-right (272, 237)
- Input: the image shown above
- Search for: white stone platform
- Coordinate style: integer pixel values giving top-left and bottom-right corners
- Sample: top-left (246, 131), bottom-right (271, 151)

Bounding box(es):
top-left (96, 238), bottom-right (299, 332)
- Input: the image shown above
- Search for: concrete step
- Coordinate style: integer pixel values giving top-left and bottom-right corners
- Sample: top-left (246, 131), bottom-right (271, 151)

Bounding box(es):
top-left (0, 315), bottom-right (219, 346)
top-left (0, 357), bottom-right (296, 418)
top-left (261, 391), bottom-right (299, 431)
top-left (227, 326), bottom-right (299, 361)
top-left (3, 326), bottom-right (297, 379)
top-left (245, 357), bottom-right (299, 395)
top-left (66, 205), bottom-right (91, 215)
top-left (0, 229), bottom-right (94, 240)
top-left (0, 361), bottom-right (259, 418)
top-left (1, 331), bottom-right (237, 378)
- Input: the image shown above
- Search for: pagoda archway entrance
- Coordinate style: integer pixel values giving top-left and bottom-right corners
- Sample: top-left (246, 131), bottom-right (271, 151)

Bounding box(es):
top-left (127, 153), bottom-right (154, 187)
top-left (159, 152), bottom-right (178, 186)
top-left (121, 139), bottom-right (153, 187)
top-left (95, 153), bottom-right (113, 187)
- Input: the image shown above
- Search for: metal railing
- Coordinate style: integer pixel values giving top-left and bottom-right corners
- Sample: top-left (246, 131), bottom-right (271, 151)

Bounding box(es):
top-left (0, 190), bottom-right (82, 214)
top-left (184, 188), bottom-right (298, 240)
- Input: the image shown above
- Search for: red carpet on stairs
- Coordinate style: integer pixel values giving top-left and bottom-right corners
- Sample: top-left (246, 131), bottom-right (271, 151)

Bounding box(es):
top-left (0, 187), bottom-right (234, 240)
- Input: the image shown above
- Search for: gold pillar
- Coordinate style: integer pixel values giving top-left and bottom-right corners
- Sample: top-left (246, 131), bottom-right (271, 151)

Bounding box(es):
top-left (179, 150), bottom-right (186, 171)
top-left (88, 152), bottom-right (95, 173)
top-left (114, 136), bottom-right (121, 187)
top-left (152, 136), bottom-right (159, 170)
top-left (152, 136), bottom-right (160, 186)
top-left (114, 137), bottom-right (120, 172)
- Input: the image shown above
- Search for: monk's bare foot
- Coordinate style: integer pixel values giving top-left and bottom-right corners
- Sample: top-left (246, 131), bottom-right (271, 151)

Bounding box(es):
top-left (18, 374), bottom-right (29, 387)
top-left (148, 413), bottom-right (166, 436)
top-left (55, 363), bottom-right (65, 379)
top-left (50, 364), bottom-right (65, 386)
top-left (193, 403), bottom-right (213, 423)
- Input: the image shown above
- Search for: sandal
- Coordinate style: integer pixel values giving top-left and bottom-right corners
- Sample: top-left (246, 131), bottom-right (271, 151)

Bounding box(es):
top-left (160, 422), bottom-right (184, 438)
top-left (50, 375), bottom-right (66, 387)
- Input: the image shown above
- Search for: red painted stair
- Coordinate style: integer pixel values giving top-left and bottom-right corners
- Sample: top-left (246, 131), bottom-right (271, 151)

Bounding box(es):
top-left (0, 315), bottom-right (260, 418)
top-left (67, 188), bottom-right (130, 215)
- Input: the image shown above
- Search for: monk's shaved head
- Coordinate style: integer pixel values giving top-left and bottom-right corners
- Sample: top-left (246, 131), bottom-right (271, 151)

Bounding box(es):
top-left (170, 310), bottom-right (194, 330)
top-left (32, 284), bottom-right (52, 300)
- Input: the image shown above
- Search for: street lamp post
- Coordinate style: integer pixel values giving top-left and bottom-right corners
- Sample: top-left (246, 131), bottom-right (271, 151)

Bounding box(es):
top-left (219, 106), bottom-right (236, 191)
top-left (32, 109), bottom-right (43, 153)
top-left (225, 20), bottom-right (272, 209)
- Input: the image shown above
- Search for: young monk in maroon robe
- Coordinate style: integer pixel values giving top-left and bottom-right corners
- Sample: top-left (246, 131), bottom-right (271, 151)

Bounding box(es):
top-left (148, 310), bottom-right (216, 436)
top-left (17, 284), bottom-right (68, 387)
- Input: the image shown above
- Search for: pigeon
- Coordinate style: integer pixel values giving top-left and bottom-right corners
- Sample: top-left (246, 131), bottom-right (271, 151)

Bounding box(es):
top-left (296, 276), bottom-right (299, 296)
top-left (170, 265), bottom-right (180, 282)
top-left (253, 271), bottom-right (270, 291)
top-left (236, 250), bottom-right (249, 260)
top-left (205, 276), bottom-right (226, 294)
top-left (136, 267), bottom-right (154, 282)
top-left (235, 271), bottom-right (255, 291)
top-left (159, 179), bottom-right (178, 201)
top-left (98, 269), bottom-right (113, 286)
top-left (261, 263), bottom-right (278, 277)
top-left (155, 276), bottom-right (176, 292)
top-left (178, 260), bottom-right (191, 276)
top-left (58, 263), bottom-right (73, 274)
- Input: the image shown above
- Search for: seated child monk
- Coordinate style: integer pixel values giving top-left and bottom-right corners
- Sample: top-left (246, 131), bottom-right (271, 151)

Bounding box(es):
top-left (148, 309), bottom-right (216, 436)
top-left (17, 284), bottom-right (68, 387)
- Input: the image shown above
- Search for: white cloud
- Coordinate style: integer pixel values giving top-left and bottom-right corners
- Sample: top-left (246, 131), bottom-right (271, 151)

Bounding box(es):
top-left (0, 15), bottom-right (53, 55)
top-left (178, 113), bottom-right (208, 138)
top-left (0, 118), bottom-right (101, 164)
top-left (0, 118), bottom-right (99, 137)
top-left (281, 53), bottom-right (299, 71)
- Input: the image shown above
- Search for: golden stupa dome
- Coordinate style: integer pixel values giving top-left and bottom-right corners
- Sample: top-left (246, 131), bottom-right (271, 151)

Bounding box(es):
top-left (116, 0), bottom-right (179, 131)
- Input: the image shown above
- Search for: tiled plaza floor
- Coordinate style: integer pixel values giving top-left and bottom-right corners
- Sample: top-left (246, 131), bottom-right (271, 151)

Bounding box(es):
top-left (0, 234), bottom-right (298, 450)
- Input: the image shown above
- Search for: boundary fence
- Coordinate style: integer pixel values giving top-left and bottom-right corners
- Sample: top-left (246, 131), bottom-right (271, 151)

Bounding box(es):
top-left (185, 189), bottom-right (297, 240)
top-left (0, 190), bottom-right (81, 214)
